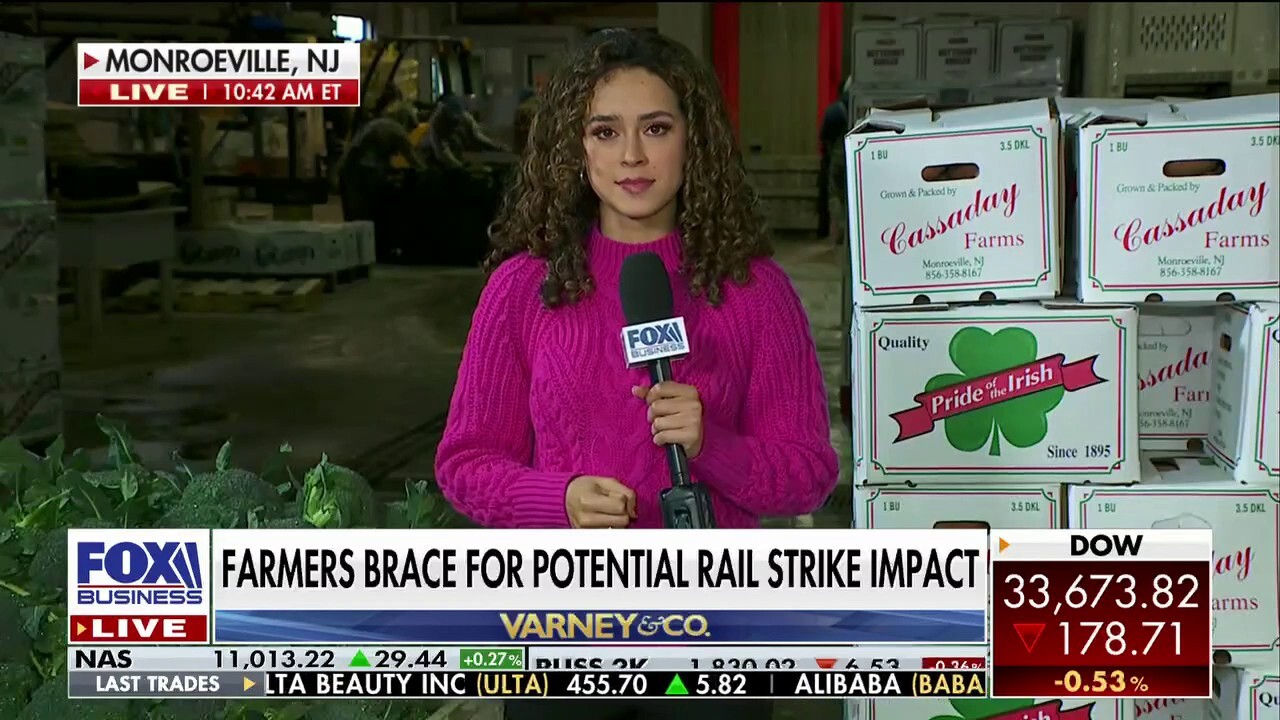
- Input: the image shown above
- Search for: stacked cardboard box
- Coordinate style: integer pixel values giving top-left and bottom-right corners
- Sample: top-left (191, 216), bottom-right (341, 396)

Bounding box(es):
top-left (848, 15), bottom-right (1073, 118)
top-left (0, 33), bottom-right (62, 445)
top-left (174, 220), bottom-right (375, 277)
top-left (843, 94), bottom-right (1279, 719)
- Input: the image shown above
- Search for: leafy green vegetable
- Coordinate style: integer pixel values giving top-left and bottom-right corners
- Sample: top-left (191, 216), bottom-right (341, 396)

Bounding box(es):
top-left (28, 518), bottom-right (116, 595)
top-left (305, 699), bottom-right (407, 720)
top-left (215, 441), bottom-right (234, 472)
top-left (95, 415), bottom-right (138, 469)
top-left (924, 327), bottom-right (1065, 456)
top-left (263, 517), bottom-right (306, 529)
top-left (1, 416), bottom-right (456, 718)
top-left (145, 698), bottom-right (228, 720)
top-left (0, 591), bottom-right (32, 662)
top-left (261, 443), bottom-right (297, 497)
top-left (160, 470), bottom-right (284, 529)
top-left (301, 456), bottom-right (379, 529)
top-left (0, 662), bottom-right (38, 719)
top-left (18, 674), bottom-right (133, 720)
top-left (385, 480), bottom-right (460, 529)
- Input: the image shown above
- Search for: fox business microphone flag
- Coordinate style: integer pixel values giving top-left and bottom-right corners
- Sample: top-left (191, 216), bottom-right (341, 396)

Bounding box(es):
top-left (68, 529), bottom-right (988, 644)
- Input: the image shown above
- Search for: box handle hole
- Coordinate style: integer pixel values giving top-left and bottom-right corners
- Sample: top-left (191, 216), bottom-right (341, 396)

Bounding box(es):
top-left (1163, 159), bottom-right (1225, 177)
top-left (922, 163), bottom-right (979, 182)
top-left (933, 520), bottom-right (991, 530)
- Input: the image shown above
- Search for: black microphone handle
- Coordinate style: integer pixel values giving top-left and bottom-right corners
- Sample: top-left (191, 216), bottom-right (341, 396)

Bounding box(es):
top-left (649, 358), bottom-right (692, 487)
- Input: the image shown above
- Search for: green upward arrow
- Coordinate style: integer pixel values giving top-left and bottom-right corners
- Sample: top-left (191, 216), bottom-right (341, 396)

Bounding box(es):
top-left (349, 650), bottom-right (371, 667)
top-left (664, 674), bottom-right (689, 695)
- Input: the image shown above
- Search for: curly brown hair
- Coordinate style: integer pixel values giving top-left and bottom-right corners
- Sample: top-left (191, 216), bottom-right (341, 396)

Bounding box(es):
top-left (484, 29), bottom-right (772, 307)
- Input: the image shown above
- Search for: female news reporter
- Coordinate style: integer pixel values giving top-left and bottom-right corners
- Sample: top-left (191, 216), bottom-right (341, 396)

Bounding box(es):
top-left (435, 29), bottom-right (837, 717)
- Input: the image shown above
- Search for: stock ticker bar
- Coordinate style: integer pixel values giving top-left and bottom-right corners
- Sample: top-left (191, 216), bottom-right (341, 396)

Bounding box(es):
top-left (67, 644), bottom-right (987, 674)
top-left (68, 669), bottom-right (988, 699)
top-left (990, 529), bottom-right (1214, 699)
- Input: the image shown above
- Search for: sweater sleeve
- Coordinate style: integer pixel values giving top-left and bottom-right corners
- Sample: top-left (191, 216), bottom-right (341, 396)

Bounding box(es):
top-left (690, 260), bottom-right (839, 517)
top-left (434, 257), bottom-right (575, 528)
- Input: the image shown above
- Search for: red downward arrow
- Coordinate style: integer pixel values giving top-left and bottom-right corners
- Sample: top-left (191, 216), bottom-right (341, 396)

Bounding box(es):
top-left (83, 53), bottom-right (99, 69)
top-left (815, 658), bottom-right (837, 669)
top-left (1013, 622), bottom-right (1046, 653)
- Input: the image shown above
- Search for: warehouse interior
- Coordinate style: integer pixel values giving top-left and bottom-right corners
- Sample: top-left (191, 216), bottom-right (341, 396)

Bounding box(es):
top-left (2, 1), bottom-right (1280, 718)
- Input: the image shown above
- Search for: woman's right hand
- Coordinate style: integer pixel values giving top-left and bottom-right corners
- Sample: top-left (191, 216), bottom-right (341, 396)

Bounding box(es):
top-left (566, 476), bottom-right (636, 528)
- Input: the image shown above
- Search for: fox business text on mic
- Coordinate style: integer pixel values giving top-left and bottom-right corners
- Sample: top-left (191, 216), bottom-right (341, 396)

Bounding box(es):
top-left (67, 528), bottom-right (987, 646)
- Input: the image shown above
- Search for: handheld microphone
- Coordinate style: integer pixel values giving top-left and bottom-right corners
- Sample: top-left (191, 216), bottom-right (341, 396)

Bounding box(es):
top-left (619, 252), bottom-right (716, 529)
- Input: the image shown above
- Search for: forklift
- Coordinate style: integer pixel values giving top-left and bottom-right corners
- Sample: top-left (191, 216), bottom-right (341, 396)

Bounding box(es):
top-left (335, 34), bottom-right (512, 266)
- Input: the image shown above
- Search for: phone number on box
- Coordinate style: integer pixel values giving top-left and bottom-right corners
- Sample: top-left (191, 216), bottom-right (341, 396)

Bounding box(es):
top-left (925, 268), bottom-right (984, 281)
top-left (1158, 266), bottom-right (1222, 279)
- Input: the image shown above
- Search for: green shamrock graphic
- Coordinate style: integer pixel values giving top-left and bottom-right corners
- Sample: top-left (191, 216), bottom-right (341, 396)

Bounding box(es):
top-left (929, 698), bottom-right (1038, 720)
top-left (924, 327), bottom-right (1065, 456)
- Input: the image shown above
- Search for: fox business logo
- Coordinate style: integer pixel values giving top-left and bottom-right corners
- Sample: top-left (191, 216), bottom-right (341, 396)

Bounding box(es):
top-left (621, 317), bottom-right (689, 366)
top-left (501, 612), bottom-right (710, 641)
top-left (76, 540), bottom-right (204, 606)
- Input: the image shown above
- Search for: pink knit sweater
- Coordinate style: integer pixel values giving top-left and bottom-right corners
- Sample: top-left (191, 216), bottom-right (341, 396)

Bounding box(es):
top-left (435, 226), bottom-right (839, 528)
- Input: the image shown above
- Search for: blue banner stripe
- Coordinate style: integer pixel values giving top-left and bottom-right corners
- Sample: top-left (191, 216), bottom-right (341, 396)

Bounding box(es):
top-left (213, 609), bottom-right (984, 644)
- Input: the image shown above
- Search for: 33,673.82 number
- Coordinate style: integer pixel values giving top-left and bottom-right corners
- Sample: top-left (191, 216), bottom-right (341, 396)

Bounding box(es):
top-left (1002, 572), bottom-right (1199, 612)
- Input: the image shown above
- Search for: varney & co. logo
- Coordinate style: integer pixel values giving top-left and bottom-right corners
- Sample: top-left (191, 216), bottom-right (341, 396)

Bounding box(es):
top-left (889, 327), bottom-right (1106, 454)
top-left (880, 184), bottom-right (1020, 256)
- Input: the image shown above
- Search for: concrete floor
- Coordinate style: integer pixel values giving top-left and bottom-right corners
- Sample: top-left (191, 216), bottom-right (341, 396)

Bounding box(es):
top-left (56, 236), bottom-right (852, 719)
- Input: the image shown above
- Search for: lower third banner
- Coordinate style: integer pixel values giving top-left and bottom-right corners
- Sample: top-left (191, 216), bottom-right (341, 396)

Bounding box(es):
top-left (212, 609), bottom-right (985, 644)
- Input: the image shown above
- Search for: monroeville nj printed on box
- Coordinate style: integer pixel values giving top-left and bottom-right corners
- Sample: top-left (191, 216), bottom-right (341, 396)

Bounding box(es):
top-left (76, 43), bottom-right (360, 107)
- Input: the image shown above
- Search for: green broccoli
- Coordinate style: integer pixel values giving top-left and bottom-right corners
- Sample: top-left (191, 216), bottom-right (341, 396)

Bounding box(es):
top-left (158, 470), bottom-right (283, 529)
top-left (29, 518), bottom-right (116, 595)
top-left (383, 501), bottom-right (410, 529)
top-left (145, 698), bottom-right (225, 720)
top-left (81, 466), bottom-right (139, 488)
top-left (263, 517), bottom-right (305, 529)
top-left (151, 469), bottom-right (184, 489)
top-left (305, 699), bottom-right (412, 720)
top-left (301, 458), bottom-right (379, 528)
top-left (0, 662), bottom-right (38, 718)
top-left (18, 675), bottom-right (132, 720)
top-left (0, 592), bottom-right (31, 662)
top-left (384, 481), bottom-right (463, 529)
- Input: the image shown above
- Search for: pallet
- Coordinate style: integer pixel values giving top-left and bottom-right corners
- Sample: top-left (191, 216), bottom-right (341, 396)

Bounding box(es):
top-left (171, 264), bottom-right (374, 291)
top-left (113, 277), bottom-right (326, 313)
